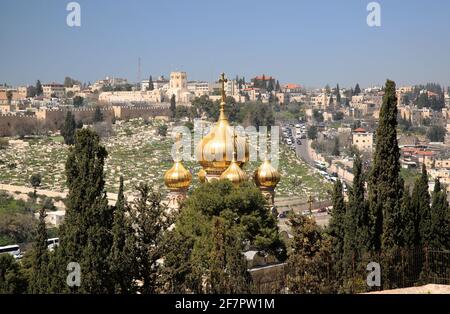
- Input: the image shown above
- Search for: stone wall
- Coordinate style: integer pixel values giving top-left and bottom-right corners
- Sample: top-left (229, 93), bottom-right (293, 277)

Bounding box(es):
top-left (0, 104), bottom-right (172, 136)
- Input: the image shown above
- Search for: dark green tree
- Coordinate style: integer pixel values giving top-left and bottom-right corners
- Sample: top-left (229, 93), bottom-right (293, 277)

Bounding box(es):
top-left (55, 128), bottom-right (112, 293)
top-left (72, 96), bottom-right (84, 108)
top-left (332, 137), bottom-right (340, 156)
top-left (170, 94), bottom-right (176, 120)
top-left (328, 180), bottom-right (346, 282)
top-left (61, 111), bottom-right (76, 145)
top-left (354, 83), bottom-right (361, 96)
top-left (412, 164), bottom-right (431, 246)
top-left (368, 80), bottom-right (403, 252)
top-left (287, 214), bottom-right (334, 294)
top-left (0, 254), bottom-right (27, 293)
top-left (29, 173), bottom-right (42, 198)
top-left (157, 124), bottom-right (168, 137)
top-left (148, 75), bottom-right (154, 91)
top-left (129, 183), bottom-right (173, 294)
top-left (426, 125), bottom-right (446, 142)
top-left (209, 217), bottom-right (251, 294)
top-left (93, 107), bottom-right (104, 123)
top-left (429, 179), bottom-right (450, 250)
top-left (399, 186), bottom-right (416, 248)
top-left (36, 80), bottom-right (43, 96)
top-left (108, 176), bottom-right (136, 293)
top-left (28, 207), bottom-right (49, 293)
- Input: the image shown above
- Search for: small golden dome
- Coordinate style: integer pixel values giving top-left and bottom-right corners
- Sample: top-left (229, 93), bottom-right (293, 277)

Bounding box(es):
top-left (198, 168), bottom-right (206, 183)
top-left (164, 161), bottom-right (192, 190)
top-left (254, 159), bottom-right (280, 188)
top-left (220, 159), bottom-right (248, 186)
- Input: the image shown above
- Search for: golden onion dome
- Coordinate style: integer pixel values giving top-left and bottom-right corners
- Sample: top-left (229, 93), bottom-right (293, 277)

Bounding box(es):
top-left (220, 158), bottom-right (248, 186)
top-left (164, 161), bottom-right (192, 190)
top-left (198, 168), bottom-right (206, 183)
top-left (195, 73), bottom-right (249, 175)
top-left (254, 158), bottom-right (281, 188)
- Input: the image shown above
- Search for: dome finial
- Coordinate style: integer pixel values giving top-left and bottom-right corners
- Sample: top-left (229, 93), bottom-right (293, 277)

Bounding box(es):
top-left (218, 73), bottom-right (228, 119)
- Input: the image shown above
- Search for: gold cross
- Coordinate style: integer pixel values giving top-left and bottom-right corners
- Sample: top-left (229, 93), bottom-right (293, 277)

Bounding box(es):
top-left (219, 72), bottom-right (228, 103)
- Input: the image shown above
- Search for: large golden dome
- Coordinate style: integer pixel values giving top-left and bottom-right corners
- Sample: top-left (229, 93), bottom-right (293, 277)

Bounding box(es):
top-left (164, 161), bottom-right (192, 190)
top-left (254, 158), bottom-right (280, 188)
top-left (196, 73), bottom-right (249, 175)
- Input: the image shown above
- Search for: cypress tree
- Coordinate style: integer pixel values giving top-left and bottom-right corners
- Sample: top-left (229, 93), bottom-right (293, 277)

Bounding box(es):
top-left (344, 154), bottom-right (370, 269)
top-left (399, 186), bottom-right (416, 248)
top-left (108, 176), bottom-right (136, 293)
top-left (336, 83), bottom-right (341, 104)
top-left (28, 207), bottom-right (49, 293)
top-left (328, 180), bottom-right (346, 280)
top-left (429, 179), bottom-right (450, 250)
top-left (354, 83), bottom-right (361, 96)
top-left (56, 128), bottom-right (112, 293)
top-left (61, 111), bottom-right (76, 145)
top-left (412, 164), bottom-right (431, 246)
top-left (148, 75), bottom-right (154, 91)
top-left (368, 79), bottom-right (403, 252)
top-left (170, 94), bottom-right (176, 120)
top-left (129, 183), bottom-right (173, 294)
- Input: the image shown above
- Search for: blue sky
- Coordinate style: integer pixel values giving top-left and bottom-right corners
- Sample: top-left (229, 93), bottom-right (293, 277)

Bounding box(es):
top-left (1, 0), bottom-right (449, 88)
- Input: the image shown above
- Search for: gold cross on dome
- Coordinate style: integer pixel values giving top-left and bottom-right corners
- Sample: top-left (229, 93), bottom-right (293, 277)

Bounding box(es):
top-left (219, 73), bottom-right (228, 103)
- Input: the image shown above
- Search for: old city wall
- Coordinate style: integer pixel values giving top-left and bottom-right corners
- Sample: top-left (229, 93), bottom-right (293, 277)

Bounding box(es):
top-left (0, 104), bottom-right (172, 136)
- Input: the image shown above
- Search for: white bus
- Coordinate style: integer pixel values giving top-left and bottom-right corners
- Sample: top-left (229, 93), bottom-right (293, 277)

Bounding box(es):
top-left (0, 244), bottom-right (22, 259)
top-left (47, 238), bottom-right (60, 251)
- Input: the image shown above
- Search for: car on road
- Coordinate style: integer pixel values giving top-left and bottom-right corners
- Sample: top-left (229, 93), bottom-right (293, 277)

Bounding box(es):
top-left (318, 207), bottom-right (327, 213)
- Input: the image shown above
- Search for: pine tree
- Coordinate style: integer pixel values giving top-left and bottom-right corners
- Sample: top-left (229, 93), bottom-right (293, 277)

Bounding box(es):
top-left (61, 111), bottom-right (76, 145)
top-left (129, 183), bottom-right (173, 294)
top-left (209, 217), bottom-right (251, 294)
top-left (28, 207), bottom-right (49, 293)
top-left (368, 79), bottom-right (403, 252)
top-left (429, 179), bottom-right (450, 250)
top-left (108, 176), bottom-right (136, 293)
top-left (55, 128), bottom-right (112, 293)
top-left (328, 180), bottom-right (346, 281)
top-left (170, 94), bottom-right (176, 120)
top-left (412, 164), bottom-right (431, 246)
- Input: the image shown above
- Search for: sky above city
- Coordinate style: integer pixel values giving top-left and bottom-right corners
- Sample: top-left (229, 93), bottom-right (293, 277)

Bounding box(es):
top-left (1, 0), bottom-right (450, 88)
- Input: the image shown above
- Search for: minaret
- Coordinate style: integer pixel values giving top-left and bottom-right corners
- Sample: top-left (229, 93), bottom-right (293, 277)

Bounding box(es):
top-left (254, 153), bottom-right (281, 211)
top-left (164, 133), bottom-right (192, 212)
